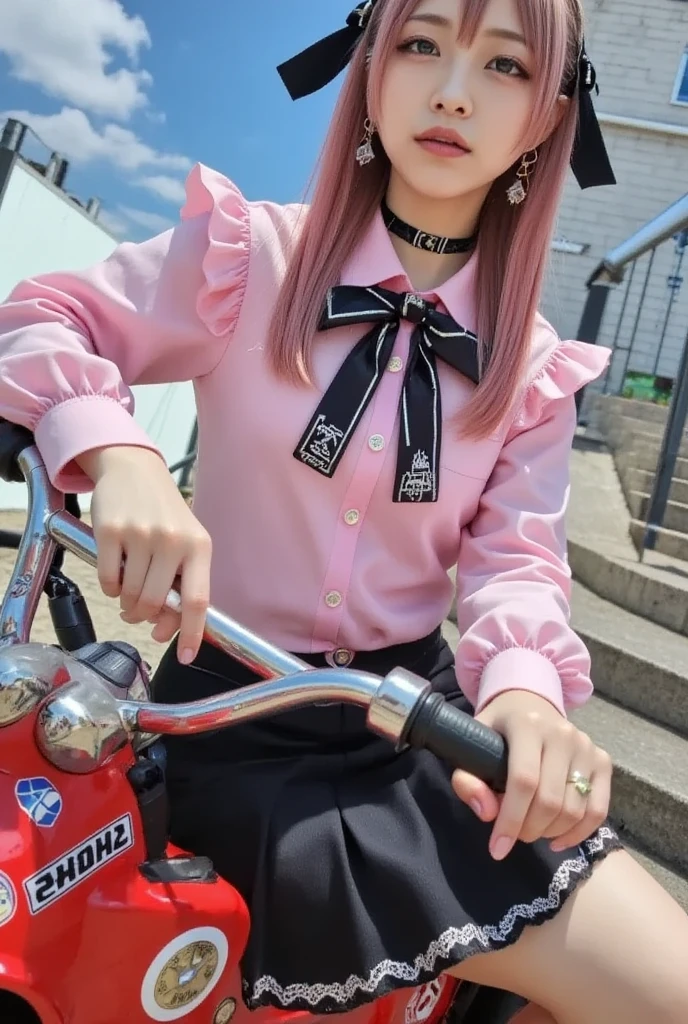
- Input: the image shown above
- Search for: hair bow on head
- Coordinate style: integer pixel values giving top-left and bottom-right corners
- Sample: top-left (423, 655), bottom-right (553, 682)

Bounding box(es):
top-left (277, 0), bottom-right (378, 100)
top-left (277, 6), bottom-right (615, 191)
top-left (566, 44), bottom-right (616, 189)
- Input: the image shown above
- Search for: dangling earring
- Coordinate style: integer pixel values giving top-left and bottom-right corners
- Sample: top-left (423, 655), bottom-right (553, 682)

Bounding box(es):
top-left (506, 149), bottom-right (538, 205)
top-left (356, 118), bottom-right (376, 167)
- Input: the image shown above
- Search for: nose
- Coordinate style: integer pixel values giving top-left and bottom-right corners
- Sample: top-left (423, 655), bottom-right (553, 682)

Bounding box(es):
top-left (431, 59), bottom-right (473, 117)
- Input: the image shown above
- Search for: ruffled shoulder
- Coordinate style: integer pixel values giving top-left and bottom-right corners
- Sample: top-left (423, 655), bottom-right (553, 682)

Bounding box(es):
top-left (515, 316), bottom-right (611, 429)
top-left (180, 163), bottom-right (251, 338)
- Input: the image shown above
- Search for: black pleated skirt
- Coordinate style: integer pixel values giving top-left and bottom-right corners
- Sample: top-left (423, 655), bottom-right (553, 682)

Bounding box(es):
top-left (152, 628), bottom-right (621, 1016)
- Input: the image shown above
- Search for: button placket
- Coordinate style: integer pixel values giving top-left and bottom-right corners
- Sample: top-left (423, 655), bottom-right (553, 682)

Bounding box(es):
top-left (312, 324), bottom-right (412, 648)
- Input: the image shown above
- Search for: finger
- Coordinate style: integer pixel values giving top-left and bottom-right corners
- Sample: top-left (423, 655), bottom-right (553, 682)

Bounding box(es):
top-left (177, 545), bottom-right (211, 665)
top-left (451, 771), bottom-right (500, 822)
top-left (119, 536), bottom-right (153, 616)
top-left (490, 729), bottom-right (543, 861)
top-left (151, 608), bottom-right (181, 644)
top-left (517, 737), bottom-right (573, 844)
top-left (127, 548), bottom-right (182, 625)
top-left (550, 752), bottom-right (613, 852)
top-left (541, 751), bottom-right (596, 842)
top-left (95, 523), bottom-right (124, 599)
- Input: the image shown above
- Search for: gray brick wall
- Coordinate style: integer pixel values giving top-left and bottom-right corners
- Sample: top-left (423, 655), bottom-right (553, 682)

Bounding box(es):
top-left (540, 0), bottom-right (688, 391)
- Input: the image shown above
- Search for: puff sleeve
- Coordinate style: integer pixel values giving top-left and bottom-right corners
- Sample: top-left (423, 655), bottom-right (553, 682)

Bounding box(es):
top-left (0, 163), bottom-right (249, 492)
top-left (454, 339), bottom-right (611, 717)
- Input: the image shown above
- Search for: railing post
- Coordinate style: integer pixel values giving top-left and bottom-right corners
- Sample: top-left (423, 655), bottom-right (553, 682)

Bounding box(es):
top-left (640, 325), bottom-right (688, 559)
top-left (575, 281), bottom-right (614, 417)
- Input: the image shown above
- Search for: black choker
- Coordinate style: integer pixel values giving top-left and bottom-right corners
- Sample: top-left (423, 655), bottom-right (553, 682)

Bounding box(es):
top-left (381, 200), bottom-right (478, 255)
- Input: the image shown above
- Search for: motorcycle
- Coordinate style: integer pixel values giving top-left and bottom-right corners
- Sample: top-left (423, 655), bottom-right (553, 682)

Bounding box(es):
top-left (0, 421), bottom-right (524, 1024)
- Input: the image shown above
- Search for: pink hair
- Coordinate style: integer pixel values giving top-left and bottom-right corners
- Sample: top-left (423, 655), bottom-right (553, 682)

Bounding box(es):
top-left (268, 0), bottom-right (583, 438)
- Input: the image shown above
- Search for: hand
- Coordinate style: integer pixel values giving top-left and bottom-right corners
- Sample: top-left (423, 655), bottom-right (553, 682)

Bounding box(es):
top-left (77, 446), bottom-right (211, 664)
top-left (451, 690), bottom-right (612, 861)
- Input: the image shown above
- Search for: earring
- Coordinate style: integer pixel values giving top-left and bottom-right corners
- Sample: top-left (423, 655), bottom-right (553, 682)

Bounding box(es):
top-left (506, 149), bottom-right (538, 205)
top-left (356, 118), bottom-right (376, 166)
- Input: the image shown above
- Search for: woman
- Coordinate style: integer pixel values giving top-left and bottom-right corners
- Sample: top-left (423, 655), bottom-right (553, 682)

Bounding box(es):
top-left (0, 0), bottom-right (687, 1021)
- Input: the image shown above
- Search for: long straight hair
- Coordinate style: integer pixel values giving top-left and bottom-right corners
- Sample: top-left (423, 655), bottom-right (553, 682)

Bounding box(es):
top-left (268, 0), bottom-right (583, 438)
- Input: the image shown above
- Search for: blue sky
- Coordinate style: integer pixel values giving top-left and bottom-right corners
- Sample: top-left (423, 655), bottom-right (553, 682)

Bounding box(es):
top-left (0, 0), bottom-right (356, 240)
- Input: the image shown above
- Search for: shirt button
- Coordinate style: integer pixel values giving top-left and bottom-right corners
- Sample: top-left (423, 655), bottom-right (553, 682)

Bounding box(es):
top-left (344, 509), bottom-right (360, 526)
top-left (368, 434), bottom-right (385, 452)
top-left (387, 356), bottom-right (403, 373)
top-left (325, 591), bottom-right (342, 608)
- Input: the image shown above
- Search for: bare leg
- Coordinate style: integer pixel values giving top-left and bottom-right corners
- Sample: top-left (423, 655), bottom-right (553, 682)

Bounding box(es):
top-left (509, 1008), bottom-right (556, 1024)
top-left (445, 850), bottom-right (688, 1024)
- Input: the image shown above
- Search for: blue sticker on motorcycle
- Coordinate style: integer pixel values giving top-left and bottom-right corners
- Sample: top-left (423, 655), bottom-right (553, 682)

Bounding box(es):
top-left (15, 777), bottom-right (63, 827)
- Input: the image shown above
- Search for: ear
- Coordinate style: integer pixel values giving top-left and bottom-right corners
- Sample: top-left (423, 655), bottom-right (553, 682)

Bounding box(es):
top-left (534, 94), bottom-right (571, 148)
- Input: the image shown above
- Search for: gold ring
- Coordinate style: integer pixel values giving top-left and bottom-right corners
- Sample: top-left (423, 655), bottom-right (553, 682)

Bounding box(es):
top-left (568, 770), bottom-right (593, 797)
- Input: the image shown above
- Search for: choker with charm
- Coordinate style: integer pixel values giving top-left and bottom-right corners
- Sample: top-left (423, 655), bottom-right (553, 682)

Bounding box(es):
top-left (381, 200), bottom-right (478, 255)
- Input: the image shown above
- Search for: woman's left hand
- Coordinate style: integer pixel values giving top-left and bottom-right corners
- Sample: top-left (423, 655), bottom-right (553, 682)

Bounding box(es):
top-left (451, 690), bottom-right (612, 861)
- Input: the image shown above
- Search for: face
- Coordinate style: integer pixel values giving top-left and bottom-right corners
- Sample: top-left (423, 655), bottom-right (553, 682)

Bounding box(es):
top-left (377, 0), bottom-right (544, 209)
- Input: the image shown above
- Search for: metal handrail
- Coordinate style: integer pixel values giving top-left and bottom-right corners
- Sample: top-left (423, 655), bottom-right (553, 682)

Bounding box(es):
top-left (585, 193), bottom-right (688, 288)
top-left (575, 194), bottom-right (688, 561)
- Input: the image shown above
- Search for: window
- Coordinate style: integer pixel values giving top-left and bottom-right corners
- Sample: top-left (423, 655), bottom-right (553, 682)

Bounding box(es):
top-left (672, 48), bottom-right (688, 106)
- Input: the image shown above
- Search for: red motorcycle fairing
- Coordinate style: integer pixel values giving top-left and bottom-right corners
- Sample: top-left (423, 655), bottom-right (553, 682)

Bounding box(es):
top-left (0, 697), bottom-right (460, 1024)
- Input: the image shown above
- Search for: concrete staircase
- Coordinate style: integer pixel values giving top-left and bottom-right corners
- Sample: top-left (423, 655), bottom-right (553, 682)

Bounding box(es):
top-left (590, 395), bottom-right (688, 561)
top-left (448, 429), bottom-right (688, 913)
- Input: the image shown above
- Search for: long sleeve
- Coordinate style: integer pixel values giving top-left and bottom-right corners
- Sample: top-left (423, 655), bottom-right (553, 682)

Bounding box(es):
top-left (0, 164), bottom-right (249, 492)
top-left (454, 340), bottom-right (611, 717)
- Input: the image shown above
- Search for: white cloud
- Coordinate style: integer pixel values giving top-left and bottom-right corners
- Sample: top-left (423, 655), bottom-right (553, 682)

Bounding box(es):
top-left (135, 175), bottom-right (187, 204)
top-left (1, 107), bottom-right (192, 174)
top-left (118, 206), bottom-right (175, 233)
top-left (0, 0), bottom-right (152, 120)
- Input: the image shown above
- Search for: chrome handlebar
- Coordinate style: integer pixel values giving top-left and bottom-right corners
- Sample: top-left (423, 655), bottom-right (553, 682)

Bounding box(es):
top-left (0, 443), bottom-right (509, 789)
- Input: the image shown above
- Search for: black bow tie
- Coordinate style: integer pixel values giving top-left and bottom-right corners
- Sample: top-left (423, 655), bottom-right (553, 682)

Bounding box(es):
top-left (293, 285), bottom-right (480, 503)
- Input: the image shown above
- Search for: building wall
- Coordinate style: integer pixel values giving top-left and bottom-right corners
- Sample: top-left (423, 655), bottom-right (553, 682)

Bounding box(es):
top-left (0, 161), bottom-right (117, 301)
top-left (0, 157), bottom-right (196, 510)
top-left (541, 0), bottom-right (688, 393)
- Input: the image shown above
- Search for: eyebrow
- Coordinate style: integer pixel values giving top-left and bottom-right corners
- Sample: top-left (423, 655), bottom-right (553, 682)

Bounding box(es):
top-left (406, 14), bottom-right (527, 47)
top-left (483, 28), bottom-right (527, 46)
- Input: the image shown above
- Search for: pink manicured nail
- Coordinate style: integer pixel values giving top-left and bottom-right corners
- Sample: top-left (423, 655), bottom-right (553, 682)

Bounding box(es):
top-left (469, 799), bottom-right (483, 819)
top-left (179, 648), bottom-right (194, 665)
top-left (491, 836), bottom-right (512, 861)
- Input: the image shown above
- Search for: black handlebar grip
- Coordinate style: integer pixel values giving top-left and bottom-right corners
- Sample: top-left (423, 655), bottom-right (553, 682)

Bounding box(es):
top-left (406, 691), bottom-right (508, 793)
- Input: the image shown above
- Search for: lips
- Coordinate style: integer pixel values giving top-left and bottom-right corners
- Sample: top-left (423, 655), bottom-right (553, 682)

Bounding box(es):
top-left (416, 128), bottom-right (471, 152)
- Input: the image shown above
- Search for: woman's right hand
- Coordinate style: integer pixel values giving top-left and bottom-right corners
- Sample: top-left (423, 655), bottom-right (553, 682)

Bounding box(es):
top-left (77, 446), bottom-right (211, 664)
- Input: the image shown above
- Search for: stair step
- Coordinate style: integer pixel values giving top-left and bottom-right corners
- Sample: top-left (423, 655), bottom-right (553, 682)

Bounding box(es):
top-left (571, 695), bottom-right (688, 873)
top-left (618, 465), bottom-right (688, 508)
top-left (625, 490), bottom-right (688, 536)
top-left (591, 395), bottom-right (671, 429)
top-left (629, 518), bottom-right (688, 562)
top-left (570, 580), bottom-right (688, 736)
top-left (615, 445), bottom-right (688, 480)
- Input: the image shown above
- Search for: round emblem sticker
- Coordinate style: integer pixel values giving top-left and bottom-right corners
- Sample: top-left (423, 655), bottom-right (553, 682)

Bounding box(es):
top-left (140, 927), bottom-right (229, 1021)
top-left (405, 979), bottom-right (447, 1024)
top-left (213, 997), bottom-right (237, 1024)
top-left (0, 872), bottom-right (16, 928)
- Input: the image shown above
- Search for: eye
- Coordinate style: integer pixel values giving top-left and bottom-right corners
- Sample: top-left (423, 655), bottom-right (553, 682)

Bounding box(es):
top-left (398, 37), bottom-right (440, 57)
top-left (488, 56), bottom-right (529, 78)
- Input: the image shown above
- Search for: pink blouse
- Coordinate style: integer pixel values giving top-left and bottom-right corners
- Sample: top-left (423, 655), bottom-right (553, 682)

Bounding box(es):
top-left (0, 164), bottom-right (610, 716)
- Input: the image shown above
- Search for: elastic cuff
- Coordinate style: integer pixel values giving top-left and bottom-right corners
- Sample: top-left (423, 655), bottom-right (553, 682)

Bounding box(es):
top-left (35, 396), bottom-right (162, 492)
top-left (475, 647), bottom-right (566, 717)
